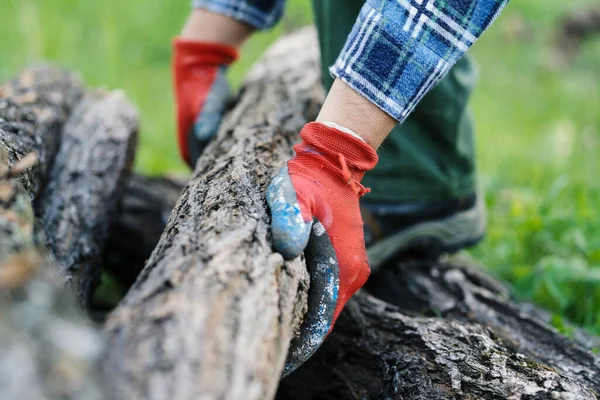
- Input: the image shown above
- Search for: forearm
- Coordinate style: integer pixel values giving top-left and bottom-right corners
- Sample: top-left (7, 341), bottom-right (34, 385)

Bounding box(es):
top-left (330, 0), bottom-right (509, 124)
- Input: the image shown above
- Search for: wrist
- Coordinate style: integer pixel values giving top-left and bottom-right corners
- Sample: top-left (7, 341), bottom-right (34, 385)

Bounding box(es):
top-left (180, 9), bottom-right (253, 47)
top-left (316, 79), bottom-right (396, 150)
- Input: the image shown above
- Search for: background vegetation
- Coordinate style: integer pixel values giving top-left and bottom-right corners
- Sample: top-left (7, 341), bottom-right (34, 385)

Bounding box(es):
top-left (1, 0), bottom-right (599, 333)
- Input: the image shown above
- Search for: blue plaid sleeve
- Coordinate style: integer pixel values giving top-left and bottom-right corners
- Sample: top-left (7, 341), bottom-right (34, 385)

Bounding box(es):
top-left (331, 0), bottom-right (509, 122)
top-left (192, 0), bottom-right (285, 29)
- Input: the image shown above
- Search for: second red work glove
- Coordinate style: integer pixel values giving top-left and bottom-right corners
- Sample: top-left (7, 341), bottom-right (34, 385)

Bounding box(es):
top-left (172, 38), bottom-right (238, 167)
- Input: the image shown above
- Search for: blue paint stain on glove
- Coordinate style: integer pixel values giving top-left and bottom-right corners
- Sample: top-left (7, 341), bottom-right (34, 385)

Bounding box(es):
top-left (267, 165), bottom-right (312, 260)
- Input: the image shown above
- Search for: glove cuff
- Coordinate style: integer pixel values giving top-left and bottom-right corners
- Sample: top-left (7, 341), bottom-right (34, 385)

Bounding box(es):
top-left (172, 37), bottom-right (239, 67)
top-left (298, 122), bottom-right (379, 177)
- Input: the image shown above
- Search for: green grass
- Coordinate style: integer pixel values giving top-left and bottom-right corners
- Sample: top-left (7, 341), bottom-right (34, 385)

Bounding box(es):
top-left (1, 1), bottom-right (599, 333)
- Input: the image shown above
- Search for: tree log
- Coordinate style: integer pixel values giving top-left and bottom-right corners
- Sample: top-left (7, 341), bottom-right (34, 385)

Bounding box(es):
top-left (0, 65), bottom-right (83, 199)
top-left (277, 258), bottom-right (599, 399)
top-left (104, 28), bottom-right (320, 400)
top-left (38, 90), bottom-right (138, 305)
top-left (103, 29), bottom-right (599, 399)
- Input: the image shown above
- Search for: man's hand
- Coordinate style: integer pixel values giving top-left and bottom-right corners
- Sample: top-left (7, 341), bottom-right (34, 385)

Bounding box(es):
top-left (172, 38), bottom-right (237, 167)
top-left (267, 122), bottom-right (378, 375)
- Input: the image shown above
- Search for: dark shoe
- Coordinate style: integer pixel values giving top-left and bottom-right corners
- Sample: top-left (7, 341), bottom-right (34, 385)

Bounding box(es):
top-left (361, 194), bottom-right (486, 271)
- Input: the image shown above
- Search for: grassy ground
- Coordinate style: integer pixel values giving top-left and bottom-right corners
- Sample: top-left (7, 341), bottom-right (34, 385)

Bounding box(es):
top-left (1, 1), bottom-right (599, 333)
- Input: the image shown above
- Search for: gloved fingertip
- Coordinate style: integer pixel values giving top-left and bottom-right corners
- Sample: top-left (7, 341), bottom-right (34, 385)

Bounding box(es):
top-left (269, 205), bottom-right (311, 260)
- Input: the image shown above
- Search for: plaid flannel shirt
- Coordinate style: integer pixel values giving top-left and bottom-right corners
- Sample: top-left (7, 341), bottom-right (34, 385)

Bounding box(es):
top-left (193, 0), bottom-right (509, 121)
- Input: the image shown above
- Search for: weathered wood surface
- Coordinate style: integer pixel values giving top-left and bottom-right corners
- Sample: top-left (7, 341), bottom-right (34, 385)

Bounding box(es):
top-left (104, 28), bottom-right (319, 400)
top-left (364, 256), bottom-right (600, 391)
top-left (0, 65), bottom-right (83, 264)
top-left (38, 90), bottom-right (138, 305)
top-left (0, 65), bottom-right (83, 199)
top-left (104, 174), bottom-right (185, 288)
top-left (103, 29), bottom-right (599, 399)
top-left (0, 67), bottom-right (105, 400)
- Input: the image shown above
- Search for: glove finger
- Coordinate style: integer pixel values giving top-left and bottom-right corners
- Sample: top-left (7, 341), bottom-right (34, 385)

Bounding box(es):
top-left (283, 219), bottom-right (339, 377)
top-left (267, 165), bottom-right (312, 260)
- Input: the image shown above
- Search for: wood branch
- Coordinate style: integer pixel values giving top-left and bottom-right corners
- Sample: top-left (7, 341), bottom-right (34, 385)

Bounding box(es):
top-left (104, 28), bottom-right (320, 400)
top-left (37, 90), bottom-right (138, 305)
top-left (104, 174), bottom-right (185, 289)
top-left (102, 28), bottom-right (599, 399)
top-left (0, 65), bottom-right (83, 199)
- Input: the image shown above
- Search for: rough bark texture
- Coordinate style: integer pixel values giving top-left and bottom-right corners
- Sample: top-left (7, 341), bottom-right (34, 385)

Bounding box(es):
top-left (0, 65), bottom-right (83, 199)
top-left (0, 65), bottom-right (83, 264)
top-left (364, 256), bottom-right (600, 391)
top-left (104, 174), bottom-right (185, 289)
top-left (104, 28), bottom-right (319, 400)
top-left (38, 90), bottom-right (138, 305)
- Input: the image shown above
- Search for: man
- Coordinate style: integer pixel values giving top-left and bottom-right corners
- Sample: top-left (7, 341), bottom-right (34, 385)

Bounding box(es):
top-left (173, 0), bottom-right (508, 373)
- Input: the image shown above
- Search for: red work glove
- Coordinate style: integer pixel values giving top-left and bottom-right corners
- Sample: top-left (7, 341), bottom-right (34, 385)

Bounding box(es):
top-left (267, 122), bottom-right (378, 375)
top-left (172, 38), bottom-right (238, 167)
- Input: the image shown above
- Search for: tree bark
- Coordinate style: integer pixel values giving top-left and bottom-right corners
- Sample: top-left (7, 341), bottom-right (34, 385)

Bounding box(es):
top-left (0, 65), bottom-right (83, 264)
top-left (0, 65), bottom-right (83, 199)
top-left (37, 90), bottom-right (138, 305)
top-left (103, 28), bottom-right (599, 399)
top-left (104, 28), bottom-right (320, 400)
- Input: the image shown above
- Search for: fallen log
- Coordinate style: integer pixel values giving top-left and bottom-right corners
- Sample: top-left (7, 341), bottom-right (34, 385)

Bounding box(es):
top-left (0, 66), bottom-right (105, 399)
top-left (104, 28), bottom-right (319, 400)
top-left (363, 255), bottom-right (600, 391)
top-left (277, 259), bottom-right (599, 399)
top-left (103, 28), bottom-right (599, 399)
top-left (38, 90), bottom-right (138, 305)
top-left (0, 65), bottom-right (83, 199)
top-left (0, 65), bottom-right (83, 264)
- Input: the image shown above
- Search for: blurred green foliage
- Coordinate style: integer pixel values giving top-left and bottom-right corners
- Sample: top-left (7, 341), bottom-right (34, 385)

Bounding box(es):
top-left (1, 1), bottom-right (599, 333)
